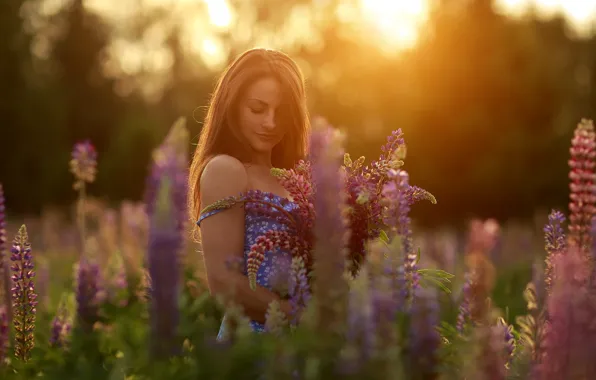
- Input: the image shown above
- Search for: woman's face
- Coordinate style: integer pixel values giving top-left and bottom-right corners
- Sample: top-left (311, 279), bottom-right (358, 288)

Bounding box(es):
top-left (236, 76), bottom-right (287, 156)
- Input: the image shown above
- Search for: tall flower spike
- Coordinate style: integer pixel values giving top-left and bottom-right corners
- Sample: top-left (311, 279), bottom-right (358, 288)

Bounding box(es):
top-left (544, 210), bottom-right (566, 293)
top-left (69, 140), bottom-right (97, 191)
top-left (536, 246), bottom-right (596, 379)
top-left (0, 305), bottom-right (8, 365)
top-left (568, 119), bottom-right (596, 252)
top-left (75, 258), bottom-right (101, 331)
top-left (309, 118), bottom-right (350, 334)
top-left (10, 225), bottom-right (37, 362)
top-left (382, 169), bottom-right (418, 301)
top-left (0, 184), bottom-right (11, 325)
top-left (50, 302), bottom-right (71, 348)
top-left (408, 286), bottom-right (441, 379)
top-left (145, 118), bottom-right (189, 358)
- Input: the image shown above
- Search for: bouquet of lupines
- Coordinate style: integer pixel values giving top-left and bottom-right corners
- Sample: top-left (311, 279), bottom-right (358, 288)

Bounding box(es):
top-left (244, 117), bottom-right (436, 289)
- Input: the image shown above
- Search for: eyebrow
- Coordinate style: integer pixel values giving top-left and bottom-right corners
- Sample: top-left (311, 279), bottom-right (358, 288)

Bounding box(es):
top-left (247, 98), bottom-right (269, 106)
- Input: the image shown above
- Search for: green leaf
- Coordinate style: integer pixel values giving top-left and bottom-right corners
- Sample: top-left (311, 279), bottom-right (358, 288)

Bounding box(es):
top-left (424, 277), bottom-right (452, 294)
top-left (379, 230), bottom-right (390, 244)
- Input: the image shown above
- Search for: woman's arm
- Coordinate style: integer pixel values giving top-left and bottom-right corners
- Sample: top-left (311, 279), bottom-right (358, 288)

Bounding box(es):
top-left (198, 154), bottom-right (291, 323)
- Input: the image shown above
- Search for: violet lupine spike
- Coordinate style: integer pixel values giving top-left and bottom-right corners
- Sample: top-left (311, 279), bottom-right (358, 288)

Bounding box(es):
top-left (69, 140), bottom-right (97, 190)
top-left (287, 256), bottom-right (311, 326)
top-left (50, 303), bottom-right (71, 348)
top-left (456, 272), bottom-right (472, 334)
top-left (309, 119), bottom-right (350, 333)
top-left (382, 169), bottom-right (419, 301)
top-left (0, 305), bottom-right (8, 364)
top-left (146, 125), bottom-right (188, 358)
top-left (76, 258), bottom-right (101, 331)
top-left (0, 184), bottom-right (11, 326)
top-left (10, 225), bottom-right (37, 362)
top-left (536, 246), bottom-right (596, 379)
top-left (408, 286), bottom-right (441, 379)
top-left (568, 119), bottom-right (596, 251)
top-left (544, 209), bottom-right (566, 293)
top-left (496, 317), bottom-right (516, 366)
top-left (373, 269), bottom-right (401, 350)
top-left (345, 266), bottom-right (375, 363)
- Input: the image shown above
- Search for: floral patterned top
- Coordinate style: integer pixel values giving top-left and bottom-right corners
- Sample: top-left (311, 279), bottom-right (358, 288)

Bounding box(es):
top-left (197, 191), bottom-right (299, 340)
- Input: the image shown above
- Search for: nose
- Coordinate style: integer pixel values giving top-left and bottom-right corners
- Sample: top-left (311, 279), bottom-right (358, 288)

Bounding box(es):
top-left (262, 110), bottom-right (276, 131)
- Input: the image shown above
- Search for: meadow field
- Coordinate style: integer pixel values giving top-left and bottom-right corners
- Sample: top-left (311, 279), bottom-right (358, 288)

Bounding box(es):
top-left (0, 116), bottom-right (594, 380)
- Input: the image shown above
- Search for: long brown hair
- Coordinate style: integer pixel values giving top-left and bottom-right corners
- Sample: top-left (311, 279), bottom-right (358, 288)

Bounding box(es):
top-left (188, 48), bottom-right (310, 233)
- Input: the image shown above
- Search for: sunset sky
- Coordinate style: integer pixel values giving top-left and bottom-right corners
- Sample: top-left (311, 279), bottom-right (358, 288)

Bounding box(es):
top-left (34, 0), bottom-right (596, 96)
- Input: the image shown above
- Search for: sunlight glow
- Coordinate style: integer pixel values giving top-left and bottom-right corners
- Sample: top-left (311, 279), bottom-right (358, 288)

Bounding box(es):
top-left (359, 0), bottom-right (429, 48)
top-left (204, 0), bottom-right (232, 28)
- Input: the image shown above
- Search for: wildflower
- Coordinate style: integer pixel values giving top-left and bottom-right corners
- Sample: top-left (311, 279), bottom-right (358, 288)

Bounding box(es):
top-left (75, 258), bottom-right (102, 331)
top-left (568, 119), bottom-right (596, 251)
top-left (264, 300), bottom-right (287, 336)
top-left (408, 286), bottom-right (441, 379)
top-left (10, 225), bottom-right (37, 362)
top-left (536, 246), bottom-right (596, 379)
top-left (309, 119), bottom-right (350, 333)
top-left (287, 256), bottom-right (311, 326)
top-left (496, 317), bottom-right (515, 365)
top-left (145, 119), bottom-right (189, 358)
top-left (382, 169), bottom-right (419, 300)
top-left (456, 272), bottom-right (472, 334)
top-left (345, 266), bottom-right (375, 361)
top-left (50, 303), bottom-right (71, 348)
top-left (69, 140), bottom-right (97, 190)
top-left (0, 184), bottom-right (11, 325)
top-left (0, 305), bottom-right (8, 365)
top-left (544, 210), bottom-right (566, 293)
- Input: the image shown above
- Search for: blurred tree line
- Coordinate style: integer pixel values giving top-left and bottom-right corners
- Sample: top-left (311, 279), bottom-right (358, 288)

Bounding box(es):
top-left (1, 0), bottom-right (594, 227)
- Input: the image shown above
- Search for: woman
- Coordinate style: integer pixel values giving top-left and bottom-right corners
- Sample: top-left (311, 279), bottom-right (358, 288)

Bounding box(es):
top-left (188, 48), bottom-right (310, 339)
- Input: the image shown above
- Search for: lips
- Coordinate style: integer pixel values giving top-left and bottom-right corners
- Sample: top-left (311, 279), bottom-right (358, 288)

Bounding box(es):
top-left (256, 133), bottom-right (277, 140)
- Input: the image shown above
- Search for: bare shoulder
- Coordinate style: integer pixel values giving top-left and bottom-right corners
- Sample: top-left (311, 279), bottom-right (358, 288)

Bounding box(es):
top-left (200, 154), bottom-right (248, 202)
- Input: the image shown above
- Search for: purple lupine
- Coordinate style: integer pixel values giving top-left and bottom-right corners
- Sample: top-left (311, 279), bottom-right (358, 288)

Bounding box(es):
top-left (76, 258), bottom-right (102, 331)
top-left (0, 184), bottom-right (11, 325)
top-left (69, 140), bottom-right (97, 190)
top-left (345, 266), bottom-right (375, 365)
top-left (456, 272), bottom-right (472, 334)
top-left (0, 305), bottom-right (8, 365)
top-left (536, 246), bottom-right (596, 379)
top-left (408, 286), bottom-right (441, 379)
top-left (309, 118), bottom-right (350, 333)
top-left (568, 119), bottom-right (596, 251)
top-left (10, 225), bottom-right (37, 361)
top-left (50, 304), bottom-right (71, 348)
top-left (544, 210), bottom-right (566, 293)
top-left (145, 120), bottom-right (189, 358)
top-left (496, 318), bottom-right (515, 365)
top-left (382, 169), bottom-right (419, 302)
top-left (287, 256), bottom-right (311, 326)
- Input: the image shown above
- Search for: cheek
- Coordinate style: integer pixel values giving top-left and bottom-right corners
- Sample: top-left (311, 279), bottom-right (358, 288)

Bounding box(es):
top-left (238, 109), bottom-right (260, 133)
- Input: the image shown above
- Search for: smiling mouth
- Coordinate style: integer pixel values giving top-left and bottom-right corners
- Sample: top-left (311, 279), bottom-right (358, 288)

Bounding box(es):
top-left (257, 133), bottom-right (276, 139)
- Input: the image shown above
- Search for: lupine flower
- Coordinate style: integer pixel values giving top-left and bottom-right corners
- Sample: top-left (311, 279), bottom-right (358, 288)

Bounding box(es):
top-left (287, 256), bottom-right (311, 326)
top-left (456, 272), bottom-right (472, 334)
top-left (342, 266), bottom-right (375, 372)
top-left (69, 140), bottom-right (97, 190)
top-left (10, 225), bottom-right (37, 362)
top-left (309, 118), bottom-right (350, 333)
top-left (470, 323), bottom-right (509, 380)
top-left (408, 286), bottom-right (441, 379)
top-left (536, 246), bottom-right (596, 379)
top-left (544, 210), bottom-right (566, 293)
top-left (0, 184), bottom-right (11, 325)
top-left (496, 317), bottom-right (515, 365)
top-left (76, 258), bottom-right (102, 331)
top-left (382, 169), bottom-right (419, 302)
top-left (568, 119), bottom-right (596, 252)
top-left (0, 305), bottom-right (8, 365)
top-left (145, 118), bottom-right (189, 358)
top-left (264, 300), bottom-right (287, 336)
top-left (50, 303), bottom-right (71, 348)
